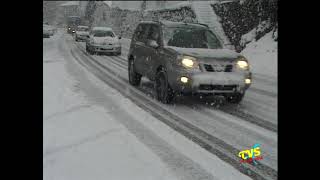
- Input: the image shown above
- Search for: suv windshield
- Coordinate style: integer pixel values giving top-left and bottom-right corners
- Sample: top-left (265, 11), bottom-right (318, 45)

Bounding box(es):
top-left (93, 30), bottom-right (114, 37)
top-left (163, 26), bottom-right (222, 49)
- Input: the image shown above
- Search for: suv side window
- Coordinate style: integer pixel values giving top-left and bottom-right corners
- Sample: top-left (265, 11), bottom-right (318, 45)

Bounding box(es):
top-left (146, 25), bottom-right (161, 45)
top-left (134, 24), bottom-right (150, 43)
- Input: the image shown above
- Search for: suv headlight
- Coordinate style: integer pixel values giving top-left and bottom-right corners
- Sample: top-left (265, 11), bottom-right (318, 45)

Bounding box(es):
top-left (182, 58), bottom-right (194, 68)
top-left (180, 56), bottom-right (198, 69)
top-left (236, 57), bottom-right (249, 70)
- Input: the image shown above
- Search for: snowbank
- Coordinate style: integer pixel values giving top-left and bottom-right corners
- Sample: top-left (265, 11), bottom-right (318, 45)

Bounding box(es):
top-left (240, 28), bottom-right (256, 47)
top-left (145, 1), bottom-right (192, 12)
top-left (241, 31), bottom-right (277, 77)
top-left (60, 1), bottom-right (79, 7)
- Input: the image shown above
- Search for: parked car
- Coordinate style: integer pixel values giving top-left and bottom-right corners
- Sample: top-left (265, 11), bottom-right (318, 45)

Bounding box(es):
top-left (75, 25), bottom-right (89, 42)
top-left (43, 24), bottom-right (56, 37)
top-left (128, 20), bottom-right (252, 104)
top-left (43, 24), bottom-right (52, 38)
top-left (86, 27), bottom-right (122, 55)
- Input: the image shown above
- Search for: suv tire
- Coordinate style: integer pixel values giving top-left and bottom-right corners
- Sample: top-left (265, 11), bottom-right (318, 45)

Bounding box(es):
top-left (86, 43), bottom-right (89, 52)
top-left (87, 44), bottom-right (94, 55)
top-left (225, 93), bottom-right (244, 104)
top-left (155, 70), bottom-right (175, 104)
top-left (128, 59), bottom-right (142, 86)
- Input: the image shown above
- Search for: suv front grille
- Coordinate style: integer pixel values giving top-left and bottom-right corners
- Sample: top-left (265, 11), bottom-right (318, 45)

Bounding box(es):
top-left (202, 64), bottom-right (233, 72)
top-left (199, 85), bottom-right (237, 91)
top-left (203, 64), bottom-right (214, 72)
top-left (225, 64), bottom-right (233, 72)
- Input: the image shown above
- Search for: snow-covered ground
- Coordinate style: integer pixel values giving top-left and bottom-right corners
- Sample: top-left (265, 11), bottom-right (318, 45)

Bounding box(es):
top-left (241, 31), bottom-right (277, 78)
top-left (43, 31), bottom-right (177, 180)
top-left (43, 30), bottom-right (257, 180)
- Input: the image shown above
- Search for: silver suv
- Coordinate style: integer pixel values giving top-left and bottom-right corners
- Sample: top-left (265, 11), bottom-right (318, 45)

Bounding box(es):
top-left (128, 21), bottom-right (252, 104)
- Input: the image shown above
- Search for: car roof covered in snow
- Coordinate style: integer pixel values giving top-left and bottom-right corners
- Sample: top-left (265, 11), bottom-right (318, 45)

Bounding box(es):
top-left (91, 27), bottom-right (113, 31)
top-left (139, 20), bottom-right (208, 29)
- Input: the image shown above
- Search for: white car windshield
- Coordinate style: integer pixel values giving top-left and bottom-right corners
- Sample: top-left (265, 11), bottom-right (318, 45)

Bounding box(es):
top-left (93, 30), bottom-right (115, 37)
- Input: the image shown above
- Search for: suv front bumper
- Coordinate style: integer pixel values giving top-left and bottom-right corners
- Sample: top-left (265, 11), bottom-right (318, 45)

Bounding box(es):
top-left (168, 71), bottom-right (251, 94)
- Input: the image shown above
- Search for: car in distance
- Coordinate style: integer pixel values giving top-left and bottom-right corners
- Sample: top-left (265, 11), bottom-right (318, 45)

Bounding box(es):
top-left (128, 20), bottom-right (252, 104)
top-left (75, 25), bottom-right (89, 42)
top-left (43, 24), bottom-right (53, 38)
top-left (67, 16), bottom-right (80, 34)
top-left (86, 27), bottom-right (122, 55)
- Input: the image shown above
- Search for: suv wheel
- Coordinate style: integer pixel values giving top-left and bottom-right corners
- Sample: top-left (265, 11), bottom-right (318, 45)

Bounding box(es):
top-left (155, 70), bottom-right (175, 104)
top-left (225, 93), bottom-right (244, 104)
top-left (128, 59), bottom-right (141, 86)
top-left (87, 44), bottom-right (94, 55)
top-left (86, 43), bottom-right (89, 52)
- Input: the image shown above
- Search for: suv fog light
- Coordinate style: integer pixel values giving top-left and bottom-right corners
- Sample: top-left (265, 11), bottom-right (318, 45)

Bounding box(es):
top-left (245, 78), bottom-right (251, 84)
top-left (181, 77), bottom-right (188, 83)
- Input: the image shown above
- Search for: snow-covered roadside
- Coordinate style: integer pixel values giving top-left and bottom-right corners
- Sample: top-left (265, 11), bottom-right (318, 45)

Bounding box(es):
top-left (67, 36), bottom-right (252, 179)
top-left (241, 31), bottom-right (278, 78)
top-left (44, 31), bottom-right (252, 180)
top-left (43, 32), bottom-right (177, 180)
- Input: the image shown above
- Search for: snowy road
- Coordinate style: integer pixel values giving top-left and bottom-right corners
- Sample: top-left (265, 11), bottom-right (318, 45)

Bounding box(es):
top-left (44, 30), bottom-right (277, 180)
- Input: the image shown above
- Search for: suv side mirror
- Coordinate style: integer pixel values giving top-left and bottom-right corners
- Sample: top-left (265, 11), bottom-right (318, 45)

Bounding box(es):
top-left (147, 40), bottom-right (159, 49)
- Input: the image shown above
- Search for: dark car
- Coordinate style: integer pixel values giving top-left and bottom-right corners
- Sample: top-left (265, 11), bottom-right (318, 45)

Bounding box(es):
top-left (67, 16), bottom-right (80, 34)
top-left (67, 25), bottom-right (77, 34)
top-left (128, 20), bottom-right (252, 104)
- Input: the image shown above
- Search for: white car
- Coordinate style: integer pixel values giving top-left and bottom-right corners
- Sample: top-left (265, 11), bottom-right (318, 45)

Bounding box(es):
top-left (86, 27), bottom-right (122, 55)
top-left (75, 26), bottom-right (89, 42)
top-left (43, 24), bottom-right (56, 37)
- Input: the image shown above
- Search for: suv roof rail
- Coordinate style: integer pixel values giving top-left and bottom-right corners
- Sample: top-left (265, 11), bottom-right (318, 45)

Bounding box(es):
top-left (146, 20), bottom-right (209, 28)
top-left (184, 21), bottom-right (209, 28)
top-left (158, 20), bottom-right (209, 28)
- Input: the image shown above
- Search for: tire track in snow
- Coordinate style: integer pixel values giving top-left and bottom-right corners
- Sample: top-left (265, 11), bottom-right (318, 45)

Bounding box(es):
top-left (70, 41), bottom-right (277, 180)
top-left (44, 104), bottom-right (91, 121)
top-left (247, 87), bottom-right (277, 98)
top-left (44, 129), bottom-right (120, 157)
top-left (67, 43), bottom-right (218, 180)
top-left (78, 43), bottom-right (277, 133)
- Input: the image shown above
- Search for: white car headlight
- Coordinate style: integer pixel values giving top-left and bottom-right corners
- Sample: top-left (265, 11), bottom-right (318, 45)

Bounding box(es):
top-left (236, 57), bottom-right (249, 70)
